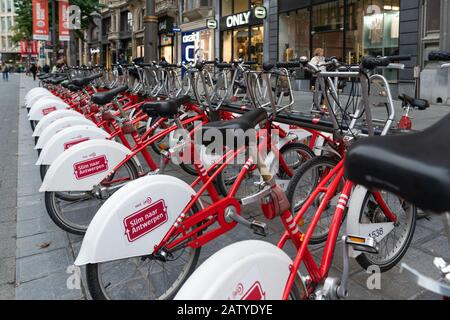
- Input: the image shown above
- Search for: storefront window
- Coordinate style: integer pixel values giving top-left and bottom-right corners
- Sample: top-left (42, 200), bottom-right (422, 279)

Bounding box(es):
top-left (221, 1), bottom-right (266, 64)
top-left (278, 0), bottom-right (400, 80)
top-left (234, 0), bottom-right (248, 14)
top-left (223, 0), bottom-right (262, 15)
top-left (136, 38), bottom-right (144, 58)
top-left (250, 26), bottom-right (264, 64)
top-left (279, 9), bottom-right (310, 61)
top-left (312, 0), bottom-right (344, 59)
top-left (160, 35), bottom-right (173, 63)
top-left (233, 28), bottom-right (249, 60)
top-left (426, 0), bottom-right (440, 33)
top-left (222, 30), bottom-right (233, 63)
top-left (181, 29), bottom-right (214, 64)
top-left (222, 0), bottom-right (233, 16)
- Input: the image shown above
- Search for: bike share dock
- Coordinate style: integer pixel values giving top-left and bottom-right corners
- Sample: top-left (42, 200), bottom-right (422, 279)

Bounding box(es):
top-left (1, 74), bottom-right (449, 300)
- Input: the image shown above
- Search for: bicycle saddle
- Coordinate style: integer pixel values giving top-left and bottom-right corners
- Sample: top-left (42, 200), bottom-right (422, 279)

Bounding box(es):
top-left (399, 94), bottom-right (430, 110)
top-left (203, 108), bottom-right (267, 134)
top-left (141, 95), bottom-right (191, 117)
top-left (345, 114), bottom-right (450, 213)
top-left (71, 73), bottom-right (103, 87)
top-left (91, 85), bottom-right (128, 105)
top-left (49, 76), bottom-right (68, 85)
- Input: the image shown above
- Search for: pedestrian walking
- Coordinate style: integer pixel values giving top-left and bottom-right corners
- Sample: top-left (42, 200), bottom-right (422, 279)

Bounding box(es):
top-left (310, 48), bottom-right (326, 108)
top-left (30, 63), bottom-right (38, 81)
top-left (2, 63), bottom-right (9, 81)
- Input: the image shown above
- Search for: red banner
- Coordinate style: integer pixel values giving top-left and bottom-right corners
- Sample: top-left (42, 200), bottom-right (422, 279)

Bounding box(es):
top-left (30, 41), bottom-right (39, 55)
top-left (19, 40), bottom-right (39, 56)
top-left (32, 0), bottom-right (49, 41)
top-left (20, 40), bottom-right (28, 55)
top-left (59, 0), bottom-right (70, 41)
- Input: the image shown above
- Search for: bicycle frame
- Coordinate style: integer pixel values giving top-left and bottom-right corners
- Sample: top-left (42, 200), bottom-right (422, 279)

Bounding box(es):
top-left (270, 156), bottom-right (397, 299)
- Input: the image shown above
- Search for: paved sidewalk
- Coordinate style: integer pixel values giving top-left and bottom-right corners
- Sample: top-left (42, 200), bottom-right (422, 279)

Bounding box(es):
top-left (4, 74), bottom-right (450, 299)
top-left (13, 75), bottom-right (85, 299)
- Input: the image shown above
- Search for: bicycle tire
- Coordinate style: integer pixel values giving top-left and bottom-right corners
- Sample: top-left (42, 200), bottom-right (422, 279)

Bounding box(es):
top-left (286, 156), bottom-right (340, 245)
top-left (44, 160), bottom-right (139, 235)
top-left (355, 191), bottom-right (417, 272)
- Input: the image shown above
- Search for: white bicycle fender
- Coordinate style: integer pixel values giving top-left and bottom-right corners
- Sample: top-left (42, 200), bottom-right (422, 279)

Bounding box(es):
top-left (346, 185), bottom-right (395, 258)
top-left (175, 240), bottom-right (293, 300)
top-left (39, 139), bottom-right (137, 192)
top-left (26, 92), bottom-right (56, 110)
top-left (35, 117), bottom-right (96, 149)
top-left (28, 98), bottom-right (69, 121)
top-left (25, 89), bottom-right (51, 106)
top-left (36, 126), bottom-right (110, 165)
top-left (26, 87), bottom-right (49, 100)
top-left (74, 175), bottom-right (198, 266)
top-left (33, 109), bottom-right (84, 137)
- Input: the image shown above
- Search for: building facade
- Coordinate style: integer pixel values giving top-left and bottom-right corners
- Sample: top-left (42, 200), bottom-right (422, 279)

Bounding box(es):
top-left (79, 0), bottom-right (450, 102)
top-left (0, 0), bottom-right (18, 63)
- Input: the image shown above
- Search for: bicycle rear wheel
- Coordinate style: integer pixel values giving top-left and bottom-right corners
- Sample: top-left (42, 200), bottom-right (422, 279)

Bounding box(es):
top-left (355, 191), bottom-right (416, 272)
top-left (85, 203), bottom-right (202, 300)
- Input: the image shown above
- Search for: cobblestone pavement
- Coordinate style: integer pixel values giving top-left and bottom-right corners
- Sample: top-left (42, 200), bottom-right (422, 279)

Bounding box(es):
top-left (1, 74), bottom-right (449, 299)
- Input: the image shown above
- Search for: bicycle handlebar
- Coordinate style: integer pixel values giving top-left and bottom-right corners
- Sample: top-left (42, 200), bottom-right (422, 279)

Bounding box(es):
top-left (429, 51), bottom-right (450, 61)
top-left (361, 55), bottom-right (411, 70)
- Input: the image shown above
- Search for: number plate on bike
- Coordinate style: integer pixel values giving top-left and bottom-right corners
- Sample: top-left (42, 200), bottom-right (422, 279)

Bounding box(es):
top-left (123, 199), bottom-right (168, 242)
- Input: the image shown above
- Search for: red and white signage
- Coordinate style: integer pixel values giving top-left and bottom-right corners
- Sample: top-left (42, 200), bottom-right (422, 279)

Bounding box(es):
top-left (123, 199), bottom-right (168, 242)
top-left (73, 155), bottom-right (109, 180)
top-left (64, 137), bottom-right (90, 150)
top-left (41, 106), bottom-right (57, 116)
top-left (20, 40), bottom-right (28, 55)
top-left (241, 281), bottom-right (266, 300)
top-left (59, 0), bottom-right (70, 41)
top-left (32, 0), bottom-right (49, 41)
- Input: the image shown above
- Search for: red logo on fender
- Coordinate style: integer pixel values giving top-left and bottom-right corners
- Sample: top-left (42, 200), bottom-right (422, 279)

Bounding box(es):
top-left (64, 137), bottom-right (90, 150)
top-left (42, 106), bottom-right (57, 115)
top-left (123, 199), bottom-right (168, 242)
top-left (241, 282), bottom-right (266, 300)
top-left (73, 155), bottom-right (109, 180)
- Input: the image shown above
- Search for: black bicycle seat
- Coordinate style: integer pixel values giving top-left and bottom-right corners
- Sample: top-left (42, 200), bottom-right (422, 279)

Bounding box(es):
top-left (345, 114), bottom-right (450, 213)
top-left (201, 108), bottom-right (267, 149)
top-left (399, 94), bottom-right (430, 110)
top-left (91, 85), bottom-right (128, 105)
top-left (72, 73), bottom-right (103, 87)
top-left (141, 95), bottom-right (191, 117)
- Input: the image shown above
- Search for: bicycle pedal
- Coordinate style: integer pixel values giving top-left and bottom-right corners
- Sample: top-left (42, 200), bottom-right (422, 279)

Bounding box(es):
top-left (345, 234), bottom-right (379, 254)
top-left (250, 220), bottom-right (268, 237)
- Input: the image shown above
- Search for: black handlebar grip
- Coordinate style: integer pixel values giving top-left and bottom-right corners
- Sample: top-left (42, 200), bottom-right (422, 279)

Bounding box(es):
top-left (275, 61), bottom-right (302, 69)
top-left (262, 62), bottom-right (274, 72)
top-left (429, 51), bottom-right (450, 61)
top-left (361, 56), bottom-right (390, 70)
top-left (244, 61), bottom-right (257, 65)
top-left (203, 60), bottom-right (216, 65)
top-left (216, 63), bottom-right (233, 69)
